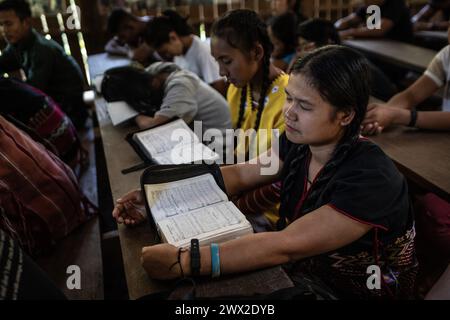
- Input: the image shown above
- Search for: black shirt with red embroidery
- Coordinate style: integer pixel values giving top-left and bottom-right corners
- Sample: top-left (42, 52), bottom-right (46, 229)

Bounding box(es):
top-left (278, 133), bottom-right (418, 299)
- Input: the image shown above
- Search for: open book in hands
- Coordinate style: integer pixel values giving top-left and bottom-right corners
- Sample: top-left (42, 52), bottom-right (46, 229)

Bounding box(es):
top-left (141, 164), bottom-right (253, 248)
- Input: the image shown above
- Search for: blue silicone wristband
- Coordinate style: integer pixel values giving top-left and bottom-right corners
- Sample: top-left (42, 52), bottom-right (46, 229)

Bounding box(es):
top-left (210, 243), bottom-right (220, 278)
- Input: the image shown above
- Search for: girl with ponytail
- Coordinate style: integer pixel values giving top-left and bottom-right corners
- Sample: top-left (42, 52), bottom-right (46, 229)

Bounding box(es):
top-left (115, 46), bottom-right (418, 299)
top-left (210, 9), bottom-right (289, 160)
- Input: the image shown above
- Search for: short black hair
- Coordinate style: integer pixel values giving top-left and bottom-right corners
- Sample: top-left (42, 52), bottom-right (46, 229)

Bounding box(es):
top-left (107, 8), bottom-right (133, 34)
top-left (268, 12), bottom-right (298, 54)
top-left (145, 10), bottom-right (192, 48)
top-left (296, 19), bottom-right (341, 46)
top-left (0, 0), bottom-right (32, 20)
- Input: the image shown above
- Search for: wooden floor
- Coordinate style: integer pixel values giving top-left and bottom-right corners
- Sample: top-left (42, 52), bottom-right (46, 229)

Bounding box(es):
top-left (78, 114), bottom-right (129, 299)
top-left (79, 117), bottom-right (98, 207)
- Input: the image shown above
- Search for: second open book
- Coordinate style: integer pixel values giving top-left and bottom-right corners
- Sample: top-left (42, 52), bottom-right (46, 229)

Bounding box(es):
top-left (130, 118), bottom-right (219, 165)
top-left (141, 164), bottom-right (253, 248)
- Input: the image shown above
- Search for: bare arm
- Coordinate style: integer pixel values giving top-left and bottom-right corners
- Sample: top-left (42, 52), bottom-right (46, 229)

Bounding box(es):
top-left (221, 148), bottom-right (283, 197)
top-left (363, 104), bottom-right (450, 132)
top-left (389, 108), bottom-right (450, 130)
top-left (141, 205), bottom-right (372, 279)
top-left (387, 75), bottom-right (440, 109)
top-left (362, 75), bottom-right (442, 135)
top-left (135, 114), bottom-right (171, 129)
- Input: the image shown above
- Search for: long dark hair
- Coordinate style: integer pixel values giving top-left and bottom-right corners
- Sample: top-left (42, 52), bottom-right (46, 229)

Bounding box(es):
top-left (296, 18), bottom-right (341, 46)
top-left (145, 10), bottom-right (193, 48)
top-left (211, 9), bottom-right (273, 131)
top-left (269, 12), bottom-right (298, 57)
top-left (101, 66), bottom-right (164, 115)
top-left (277, 45), bottom-right (371, 230)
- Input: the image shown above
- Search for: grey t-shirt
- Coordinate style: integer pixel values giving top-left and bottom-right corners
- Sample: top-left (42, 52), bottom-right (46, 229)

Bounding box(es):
top-left (146, 62), bottom-right (231, 135)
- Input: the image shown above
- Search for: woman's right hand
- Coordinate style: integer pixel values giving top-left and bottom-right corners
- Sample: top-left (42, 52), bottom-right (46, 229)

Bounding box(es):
top-left (112, 189), bottom-right (147, 226)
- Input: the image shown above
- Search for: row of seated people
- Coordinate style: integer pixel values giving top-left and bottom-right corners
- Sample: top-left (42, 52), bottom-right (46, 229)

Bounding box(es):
top-left (0, 0), bottom-right (449, 299)
top-left (109, 9), bottom-right (450, 300)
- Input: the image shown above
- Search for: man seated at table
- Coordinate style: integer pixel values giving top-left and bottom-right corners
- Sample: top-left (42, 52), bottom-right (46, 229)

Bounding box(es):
top-left (335, 0), bottom-right (413, 43)
top-left (412, 0), bottom-right (450, 31)
top-left (105, 8), bottom-right (159, 66)
top-left (0, 0), bottom-right (88, 129)
top-left (362, 26), bottom-right (450, 133)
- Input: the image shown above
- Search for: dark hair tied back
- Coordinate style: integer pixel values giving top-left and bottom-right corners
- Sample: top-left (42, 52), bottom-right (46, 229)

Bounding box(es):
top-left (211, 9), bottom-right (274, 132)
top-left (277, 45), bottom-right (371, 230)
top-left (145, 10), bottom-right (193, 48)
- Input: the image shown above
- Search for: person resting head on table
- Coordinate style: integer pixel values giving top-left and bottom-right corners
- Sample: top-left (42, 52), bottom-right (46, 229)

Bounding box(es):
top-left (362, 26), bottom-right (450, 134)
top-left (103, 62), bottom-right (231, 136)
top-left (112, 46), bottom-right (418, 299)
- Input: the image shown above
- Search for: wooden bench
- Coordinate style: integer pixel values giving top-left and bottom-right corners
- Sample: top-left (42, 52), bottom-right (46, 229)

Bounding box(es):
top-left (36, 216), bottom-right (104, 300)
top-left (35, 116), bottom-right (104, 300)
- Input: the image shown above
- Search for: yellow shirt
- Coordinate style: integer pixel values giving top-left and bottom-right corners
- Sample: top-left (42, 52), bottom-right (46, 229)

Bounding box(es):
top-left (228, 74), bottom-right (288, 227)
top-left (227, 73), bottom-right (288, 159)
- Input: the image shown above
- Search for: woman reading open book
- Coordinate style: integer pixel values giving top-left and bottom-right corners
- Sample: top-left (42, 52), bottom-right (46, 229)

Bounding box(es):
top-left (112, 46), bottom-right (418, 299)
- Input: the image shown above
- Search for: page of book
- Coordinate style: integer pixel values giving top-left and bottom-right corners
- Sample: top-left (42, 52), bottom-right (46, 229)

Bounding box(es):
top-left (144, 173), bottom-right (228, 223)
top-left (152, 142), bottom-right (219, 164)
top-left (134, 119), bottom-right (197, 155)
top-left (107, 101), bottom-right (139, 126)
top-left (157, 201), bottom-right (251, 247)
top-left (134, 119), bottom-right (219, 164)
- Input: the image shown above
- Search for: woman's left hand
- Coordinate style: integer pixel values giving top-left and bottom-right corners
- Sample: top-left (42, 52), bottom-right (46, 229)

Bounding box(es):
top-left (141, 244), bottom-right (188, 280)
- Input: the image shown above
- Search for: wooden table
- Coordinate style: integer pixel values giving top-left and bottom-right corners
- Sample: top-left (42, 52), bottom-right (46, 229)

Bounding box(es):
top-left (93, 97), bottom-right (293, 299)
top-left (88, 54), bottom-right (293, 300)
top-left (343, 39), bottom-right (437, 73)
top-left (368, 97), bottom-right (450, 202)
top-left (370, 126), bottom-right (450, 202)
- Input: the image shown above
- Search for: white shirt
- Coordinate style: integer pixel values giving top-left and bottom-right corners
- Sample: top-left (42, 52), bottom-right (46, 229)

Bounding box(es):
top-left (174, 35), bottom-right (222, 84)
top-left (424, 45), bottom-right (450, 111)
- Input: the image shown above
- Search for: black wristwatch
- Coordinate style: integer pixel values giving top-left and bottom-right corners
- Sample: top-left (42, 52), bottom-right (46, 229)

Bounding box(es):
top-left (408, 109), bottom-right (418, 127)
top-left (190, 239), bottom-right (201, 277)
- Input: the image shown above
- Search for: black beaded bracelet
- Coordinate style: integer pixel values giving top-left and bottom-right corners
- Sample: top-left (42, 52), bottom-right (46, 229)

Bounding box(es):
top-left (169, 247), bottom-right (186, 278)
top-left (190, 239), bottom-right (201, 277)
top-left (408, 109), bottom-right (418, 127)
